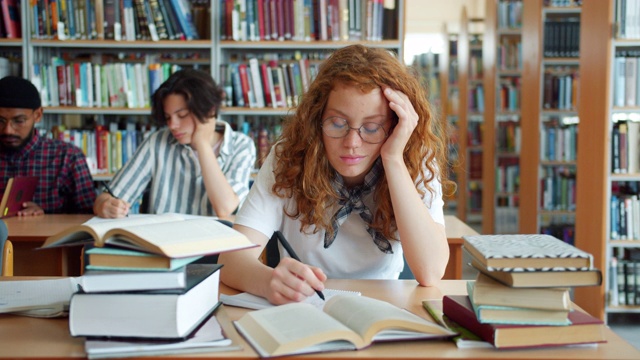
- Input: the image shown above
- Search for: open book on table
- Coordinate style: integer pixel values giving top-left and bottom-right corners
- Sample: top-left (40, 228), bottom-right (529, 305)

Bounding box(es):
top-left (40, 213), bottom-right (256, 258)
top-left (234, 294), bottom-right (456, 357)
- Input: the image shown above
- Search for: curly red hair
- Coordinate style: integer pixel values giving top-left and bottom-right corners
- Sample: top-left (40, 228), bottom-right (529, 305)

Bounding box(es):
top-left (272, 44), bottom-right (453, 239)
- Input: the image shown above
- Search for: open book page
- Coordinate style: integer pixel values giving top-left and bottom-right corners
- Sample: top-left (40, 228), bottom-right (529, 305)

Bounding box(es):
top-left (104, 218), bottom-right (255, 257)
top-left (234, 302), bottom-right (363, 357)
top-left (323, 295), bottom-right (455, 343)
top-left (42, 213), bottom-right (186, 247)
top-left (220, 289), bottom-right (361, 310)
top-left (0, 278), bottom-right (80, 317)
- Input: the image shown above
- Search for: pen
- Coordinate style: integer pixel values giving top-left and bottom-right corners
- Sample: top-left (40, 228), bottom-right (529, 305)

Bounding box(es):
top-left (102, 182), bottom-right (118, 199)
top-left (102, 182), bottom-right (128, 217)
top-left (273, 231), bottom-right (325, 301)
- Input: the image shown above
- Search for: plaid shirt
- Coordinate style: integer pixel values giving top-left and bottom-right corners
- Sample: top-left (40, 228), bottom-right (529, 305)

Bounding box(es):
top-left (0, 133), bottom-right (95, 213)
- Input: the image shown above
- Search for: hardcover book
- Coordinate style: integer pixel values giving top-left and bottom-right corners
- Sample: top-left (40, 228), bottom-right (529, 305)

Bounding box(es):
top-left (463, 234), bottom-right (593, 271)
top-left (0, 176), bottom-right (39, 218)
top-left (466, 282), bottom-right (570, 325)
top-left (469, 272), bottom-right (571, 311)
top-left (41, 213), bottom-right (256, 258)
top-left (234, 294), bottom-right (456, 357)
top-left (470, 254), bottom-right (602, 288)
top-left (85, 246), bottom-right (201, 271)
top-left (69, 264), bottom-right (222, 339)
top-left (442, 295), bottom-right (606, 349)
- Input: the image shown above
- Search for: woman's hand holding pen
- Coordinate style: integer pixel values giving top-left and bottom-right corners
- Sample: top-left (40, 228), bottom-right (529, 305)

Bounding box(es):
top-left (266, 257), bottom-right (327, 305)
top-left (380, 87), bottom-right (419, 162)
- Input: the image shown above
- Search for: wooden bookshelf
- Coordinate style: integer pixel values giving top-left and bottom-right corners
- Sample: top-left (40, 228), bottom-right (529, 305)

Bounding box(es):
top-left (520, 0), bottom-right (613, 320)
top-left (456, 7), bottom-right (470, 222)
top-left (483, 0), bottom-right (523, 235)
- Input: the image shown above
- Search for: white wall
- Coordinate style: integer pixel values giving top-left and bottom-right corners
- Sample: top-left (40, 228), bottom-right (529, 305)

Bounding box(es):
top-left (404, 0), bottom-right (485, 63)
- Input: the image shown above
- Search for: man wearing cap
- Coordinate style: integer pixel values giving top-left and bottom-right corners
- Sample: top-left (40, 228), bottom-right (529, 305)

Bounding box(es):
top-left (0, 76), bottom-right (95, 215)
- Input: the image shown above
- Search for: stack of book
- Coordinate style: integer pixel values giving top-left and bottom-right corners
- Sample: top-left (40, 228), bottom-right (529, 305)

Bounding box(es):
top-left (40, 213), bottom-right (255, 358)
top-left (442, 234), bottom-right (606, 349)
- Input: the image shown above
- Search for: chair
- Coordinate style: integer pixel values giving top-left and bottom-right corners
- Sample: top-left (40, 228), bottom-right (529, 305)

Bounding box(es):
top-left (0, 220), bottom-right (13, 276)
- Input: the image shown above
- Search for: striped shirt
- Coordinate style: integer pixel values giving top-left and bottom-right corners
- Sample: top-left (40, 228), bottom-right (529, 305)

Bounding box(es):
top-left (108, 121), bottom-right (256, 216)
top-left (0, 133), bottom-right (95, 214)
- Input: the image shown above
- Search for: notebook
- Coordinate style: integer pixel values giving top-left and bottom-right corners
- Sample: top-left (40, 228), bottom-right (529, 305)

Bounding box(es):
top-left (220, 289), bottom-right (361, 310)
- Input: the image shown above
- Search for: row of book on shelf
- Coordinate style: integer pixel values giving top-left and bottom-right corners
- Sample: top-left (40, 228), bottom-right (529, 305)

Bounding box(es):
top-left (539, 166), bottom-right (576, 212)
top-left (29, 0), bottom-right (209, 41)
top-left (542, 67), bottom-right (579, 110)
top-left (610, 256), bottom-right (640, 307)
top-left (32, 59), bottom-right (183, 109)
top-left (220, 57), bottom-right (319, 109)
top-left (540, 116), bottom-right (578, 162)
top-left (220, 0), bottom-right (399, 43)
top-left (497, 0), bottom-right (523, 30)
top-left (542, 17), bottom-right (581, 59)
top-left (615, 0), bottom-right (640, 40)
top-left (428, 233), bottom-right (605, 349)
top-left (46, 114), bottom-right (283, 175)
top-left (613, 51), bottom-right (640, 108)
top-left (610, 192), bottom-right (640, 241)
top-left (611, 120), bottom-right (640, 174)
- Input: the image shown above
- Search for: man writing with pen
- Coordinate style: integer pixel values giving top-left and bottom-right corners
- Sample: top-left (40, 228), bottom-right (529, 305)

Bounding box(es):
top-left (218, 46), bottom-right (453, 304)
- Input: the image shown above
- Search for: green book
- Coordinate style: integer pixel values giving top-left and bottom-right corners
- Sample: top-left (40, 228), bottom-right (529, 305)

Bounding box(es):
top-left (85, 246), bottom-right (201, 271)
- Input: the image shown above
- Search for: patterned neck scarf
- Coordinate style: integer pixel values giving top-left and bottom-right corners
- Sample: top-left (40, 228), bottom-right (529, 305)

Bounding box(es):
top-left (324, 158), bottom-right (392, 254)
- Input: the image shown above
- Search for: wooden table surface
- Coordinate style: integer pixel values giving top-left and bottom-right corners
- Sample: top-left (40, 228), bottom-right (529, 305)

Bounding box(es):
top-left (0, 279), bottom-right (637, 360)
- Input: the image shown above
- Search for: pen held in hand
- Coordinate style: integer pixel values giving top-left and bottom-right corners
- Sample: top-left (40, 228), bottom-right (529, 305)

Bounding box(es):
top-left (101, 181), bottom-right (118, 199)
top-left (273, 231), bottom-right (326, 301)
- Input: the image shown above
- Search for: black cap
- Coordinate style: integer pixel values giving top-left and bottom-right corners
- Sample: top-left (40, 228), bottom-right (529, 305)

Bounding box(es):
top-left (0, 76), bottom-right (42, 109)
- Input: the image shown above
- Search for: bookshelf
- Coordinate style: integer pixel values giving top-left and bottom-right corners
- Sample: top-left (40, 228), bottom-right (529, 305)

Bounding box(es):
top-left (10, 1), bottom-right (405, 182)
top-left (457, 7), bottom-right (484, 226)
top-left (440, 25), bottom-right (459, 213)
top-left (483, 0), bottom-right (523, 234)
top-left (520, 1), bottom-right (581, 241)
top-left (521, 0), bottom-right (616, 320)
top-left (602, 0), bottom-right (640, 318)
top-left (212, 0), bottom-right (406, 167)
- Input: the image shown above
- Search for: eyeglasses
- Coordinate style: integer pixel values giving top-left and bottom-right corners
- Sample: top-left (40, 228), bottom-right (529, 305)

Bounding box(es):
top-left (0, 115), bottom-right (31, 130)
top-left (321, 117), bottom-right (388, 144)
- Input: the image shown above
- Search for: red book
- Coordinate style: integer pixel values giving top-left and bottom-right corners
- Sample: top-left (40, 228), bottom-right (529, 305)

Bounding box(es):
top-left (260, 62), bottom-right (273, 108)
top-left (56, 65), bottom-right (68, 106)
top-left (257, 0), bottom-right (266, 40)
top-left (442, 295), bottom-right (606, 349)
top-left (237, 64), bottom-right (251, 108)
top-left (1, 0), bottom-right (21, 38)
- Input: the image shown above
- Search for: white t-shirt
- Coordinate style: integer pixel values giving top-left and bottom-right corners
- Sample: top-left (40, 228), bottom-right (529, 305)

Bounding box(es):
top-left (235, 149), bottom-right (445, 279)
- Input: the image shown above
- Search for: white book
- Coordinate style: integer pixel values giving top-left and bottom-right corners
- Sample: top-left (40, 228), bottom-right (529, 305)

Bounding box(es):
top-left (86, 63), bottom-right (94, 108)
top-left (93, 64), bottom-right (102, 107)
top-left (249, 58), bottom-right (266, 108)
top-left (69, 264), bottom-right (221, 339)
top-left (220, 289), bottom-right (361, 310)
top-left (0, 278), bottom-right (79, 317)
top-left (625, 57), bottom-right (637, 106)
top-left (80, 264), bottom-right (190, 293)
top-left (614, 56), bottom-right (626, 107)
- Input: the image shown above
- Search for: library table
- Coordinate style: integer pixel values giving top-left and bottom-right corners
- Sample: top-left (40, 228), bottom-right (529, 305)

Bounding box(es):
top-left (0, 279), bottom-right (638, 360)
top-left (442, 214), bottom-right (478, 279)
top-left (3, 214), bottom-right (477, 279)
top-left (4, 214), bottom-right (92, 276)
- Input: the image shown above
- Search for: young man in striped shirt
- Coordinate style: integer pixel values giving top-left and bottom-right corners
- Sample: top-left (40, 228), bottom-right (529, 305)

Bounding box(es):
top-left (93, 69), bottom-right (256, 219)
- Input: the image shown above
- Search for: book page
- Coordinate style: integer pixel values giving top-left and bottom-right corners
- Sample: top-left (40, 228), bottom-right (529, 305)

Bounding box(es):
top-left (104, 218), bottom-right (254, 257)
top-left (234, 302), bottom-right (363, 356)
top-left (323, 295), bottom-right (455, 344)
top-left (0, 278), bottom-right (80, 317)
top-left (220, 289), bottom-right (361, 310)
top-left (41, 213), bottom-right (186, 247)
